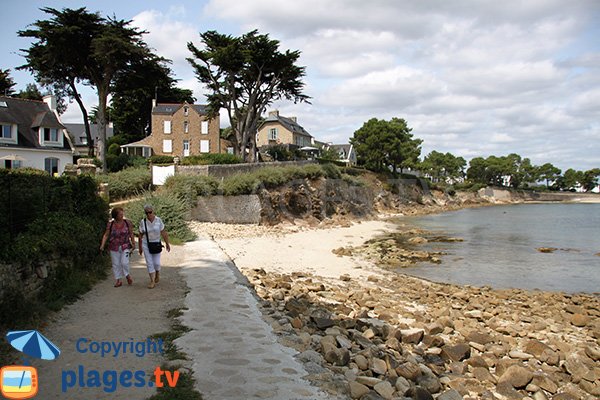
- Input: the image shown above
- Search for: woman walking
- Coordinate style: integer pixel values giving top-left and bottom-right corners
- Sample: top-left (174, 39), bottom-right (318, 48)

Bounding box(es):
top-left (100, 207), bottom-right (135, 287)
top-left (138, 204), bottom-right (171, 289)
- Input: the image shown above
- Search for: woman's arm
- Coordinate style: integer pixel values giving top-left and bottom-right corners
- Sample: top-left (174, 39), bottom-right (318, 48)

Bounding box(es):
top-left (100, 225), bottom-right (110, 251)
top-left (161, 230), bottom-right (171, 252)
top-left (127, 220), bottom-right (136, 250)
top-left (138, 233), bottom-right (143, 255)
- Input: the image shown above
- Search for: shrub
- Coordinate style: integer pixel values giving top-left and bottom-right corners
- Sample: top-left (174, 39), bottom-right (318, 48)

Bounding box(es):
top-left (163, 175), bottom-right (219, 207)
top-left (181, 153), bottom-right (241, 165)
top-left (321, 163), bottom-right (342, 179)
top-left (149, 155), bottom-right (174, 165)
top-left (341, 174), bottom-right (365, 187)
top-left (108, 143), bottom-right (121, 155)
top-left (124, 191), bottom-right (196, 243)
top-left (106, 167), bottom-right (152, 201)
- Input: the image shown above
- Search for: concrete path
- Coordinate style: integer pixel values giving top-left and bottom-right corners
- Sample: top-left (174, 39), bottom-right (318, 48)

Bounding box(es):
top-left (175, 238), bottom-right (335, 400)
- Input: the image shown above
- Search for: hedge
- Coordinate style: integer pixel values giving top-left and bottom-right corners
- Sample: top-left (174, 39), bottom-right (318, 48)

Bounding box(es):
top-left (180, 153), bottom-right (241, 165)
top-left (105, 166), bottom-right (152, 201)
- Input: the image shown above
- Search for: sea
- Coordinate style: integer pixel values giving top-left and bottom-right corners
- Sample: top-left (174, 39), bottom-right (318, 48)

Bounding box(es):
top-left (402, 203), bottom-right (600, 294)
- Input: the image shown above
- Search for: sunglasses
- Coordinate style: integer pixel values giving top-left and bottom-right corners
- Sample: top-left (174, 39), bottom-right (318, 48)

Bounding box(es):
top-left (145, 211), bottom-right (153, 215)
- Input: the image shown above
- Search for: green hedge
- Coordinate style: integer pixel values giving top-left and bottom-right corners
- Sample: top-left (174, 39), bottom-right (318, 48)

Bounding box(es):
top-left (124, 191), bottom-right (197, 243)
top-left (105, 167), bottom-right (152, 201)
top-left (180, 153), bottom-right (241, 165)
top-left (149, 155), bottom-right (175, 165)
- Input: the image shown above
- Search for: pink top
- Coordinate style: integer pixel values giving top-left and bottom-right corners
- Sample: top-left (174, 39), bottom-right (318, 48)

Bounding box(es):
top-left (107, 219), bottom-right (133, 251)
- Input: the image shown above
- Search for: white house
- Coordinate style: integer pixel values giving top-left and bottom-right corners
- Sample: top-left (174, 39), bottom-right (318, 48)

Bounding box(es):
top-left (329, 144), bottom-right (357, 166)
top-left (0, 95), bottom-right (74, 175)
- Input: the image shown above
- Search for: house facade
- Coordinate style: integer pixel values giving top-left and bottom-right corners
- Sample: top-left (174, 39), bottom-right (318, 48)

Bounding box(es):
top-left (64, 123), bottom-right (114, 156)
top-left (121, 101), bottom-right (220, 158)
top-left (329, 144), bottom-right (357, 166)
top-left (0, 95), bottom-right (74, 175)
top-left (257, 110), bottom-right (313, 148)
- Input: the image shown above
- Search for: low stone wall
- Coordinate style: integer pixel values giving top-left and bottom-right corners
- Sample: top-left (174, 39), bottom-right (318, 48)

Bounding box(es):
top-left (191, 195), bottom-right (262, 224)
top-left (0, 259), bottom-right (60, 303)
top-left (176, 160), bottom-right (316, 179)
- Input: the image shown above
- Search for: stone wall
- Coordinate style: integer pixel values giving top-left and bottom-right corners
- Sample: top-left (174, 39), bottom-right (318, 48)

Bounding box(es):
top-left (191, 195), bottom-right (262, 224)
top-left (479, 187), bottom-right (600, 202)
top-left (176, 160), bottom-right (317, 179)
top-left (0, 258), bottom-right (61, 303)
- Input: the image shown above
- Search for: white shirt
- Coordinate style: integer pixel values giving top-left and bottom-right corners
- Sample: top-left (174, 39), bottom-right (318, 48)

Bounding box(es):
top-left (139, 216), bottom-right (164, 243)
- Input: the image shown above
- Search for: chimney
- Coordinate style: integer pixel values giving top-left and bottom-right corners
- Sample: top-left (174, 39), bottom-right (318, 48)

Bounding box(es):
top-left (43, 94), bottom-right (57, 111)
top-left (290, 116), bottom-right (297, 123)
top-left (152, 98), bottom-right (157, 108)
top-left (268, 110), bottom-right (279, 118)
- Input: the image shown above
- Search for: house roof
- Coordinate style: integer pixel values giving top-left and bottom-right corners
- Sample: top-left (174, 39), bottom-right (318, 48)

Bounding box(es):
top-left (330, 144), bottom-right (352, 153)
top-left (0, 96), bottom-right (70, 151)
top-left (121, 136), bottom-right (152, 148)
top-left (152, 103), bottom-right (208, 116)
top-left (261, 114), bottom-right (313, 138)
top-left (64, 123), bottom-right (115, 146)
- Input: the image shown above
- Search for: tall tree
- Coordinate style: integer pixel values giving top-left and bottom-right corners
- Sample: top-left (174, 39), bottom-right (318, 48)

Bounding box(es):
top-left (582, 168), bottom-right (600, 192)
top-left (351, 117), bottom-right (421, 175)
top-left (538, 162), bottom-right (562, 188)
top-left (421, 151), bottom-right (466, 182)
top-left (20, 7), bottom-right (153, 171)
top-left (0, 69), bottom-right (16, 96)
top-left (111, 55), bottom-right (194, 142)
top-left (188, 30), bottom-right (310, 162)
top-left (17, 83), bottom-right (43, 100)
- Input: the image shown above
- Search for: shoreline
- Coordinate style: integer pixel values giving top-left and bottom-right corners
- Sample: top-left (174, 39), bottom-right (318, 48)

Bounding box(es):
top-left (190, 213), bottom-right (600, 399)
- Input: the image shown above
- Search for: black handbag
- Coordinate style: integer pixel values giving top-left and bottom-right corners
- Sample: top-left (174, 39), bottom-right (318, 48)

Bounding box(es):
top-left (144, 218), bottom-right (163, 254)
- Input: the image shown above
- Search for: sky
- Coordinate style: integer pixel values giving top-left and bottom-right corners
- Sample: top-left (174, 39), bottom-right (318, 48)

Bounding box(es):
top-left (1, 0), bottom-right (599, 171)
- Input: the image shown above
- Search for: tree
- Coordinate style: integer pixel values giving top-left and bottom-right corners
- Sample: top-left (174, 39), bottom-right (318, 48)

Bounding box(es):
top-left (319, 146), bottom-right (341, 162)
top-left (538, 162), bottom-right (562, 188)
top-left (188, 30), bottom-right (310, 162)
top-left (20, 7), bottom-right (153, 172)
top-left (582, 168), bottom-right (600, 192)
top-left (0, 69), bottom-right (16, 96)
top-left (421, 151), bottom-right (466, 183)
top-left (111, 55), bottom-right (195, 142)
top-left (351, 117), bottom-right (421, 175)
top-left (17, 83), bottom-right (43, 100)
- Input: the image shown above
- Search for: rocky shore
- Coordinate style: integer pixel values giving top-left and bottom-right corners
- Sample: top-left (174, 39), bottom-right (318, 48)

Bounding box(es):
top-left (242, 267), bottom-right (600, 400)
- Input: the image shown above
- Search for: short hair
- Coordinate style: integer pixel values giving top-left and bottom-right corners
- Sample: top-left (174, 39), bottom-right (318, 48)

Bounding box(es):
top-left (143, 204), bottom-right (153, 212)
top-left (111, 207), bottom-right (124, 219)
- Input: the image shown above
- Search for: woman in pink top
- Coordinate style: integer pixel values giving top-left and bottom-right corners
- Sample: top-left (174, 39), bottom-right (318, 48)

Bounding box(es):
top-left (100, 207), bottom-right (136, 287)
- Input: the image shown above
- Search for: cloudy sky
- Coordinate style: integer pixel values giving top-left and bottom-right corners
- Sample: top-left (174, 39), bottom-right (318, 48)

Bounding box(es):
top-left (2, 1), bottom-right (599, 170)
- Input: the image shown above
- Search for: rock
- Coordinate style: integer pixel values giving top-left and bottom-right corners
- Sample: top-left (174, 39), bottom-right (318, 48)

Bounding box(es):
top-left (355, 376), bottom-right (382, 388)
top-left (437, 389), bottom-right (464, 400)
top-left (579, 379), bottom-right (600, 396)
top-left (340, 274), bottom-right (352, 281)
top-left (425, 322), bottom-right (444, 335)
top-left (472, 367), bottom-right (497, 383)
top-left (401, 328), bottom-right (424, 344)
top-left (291, 317), bottom-right (303, 329)
top-left (395, 376), bottom-right (411, 395)
top-left (355, 354), bottom-right (369, 370)
top-left (509, 350), bottom-right (534, 360)
top-left (313, 317), bottom-right (336, 330)
top-left (539, 349), bottom-right (560, 366)
top-left (537, 247), bottom-right (558, 253)
top-left (374, 381), bottom-right (395, 400)
top-left (422, 334), bottom-right (445, 348)
top-left (449, 362), bottom-right (467, 375)
top-left (498, 365), bottom-right (533, 388)
top-left (531, 373), bottom-right (559, 394)
top-left (464, 310), bottom-right (483, 319)
top-left (358, 392), bottom-right (385, 400)
top-left (441, 343), bottom-right (471, 362)
top-left (524, 339), bottom-right (552, 357)
top-left (336, 335), bottom-right (353, 349)
top-left (408, 236), bottom-right (428, 244)
top-left (533, 391), bottom-right (549, 400)
top-left (321, 335), bottom-right (338, 354)
top-left (417, 367), bottom-right (441, 393)
top-left (407, 386), bottom-right (434, 400)
top-left (325, 348), bottom-right (350, 366)
top-left (371, 358), bottom-right (388, 375)
top-left (496, 381), bottom-right (525, 399)
top-left (349, 381), bottom-right (370, 399)
top-left (363, 328), bottom-right (376, 339)
top-left (396, 361), bottom-right (422, 381)
top-left (570, 313), bottom-right (589, 327)
top-left (466, 331), bottom-right (494, 345)
top-left (495, 358), bottom-right (519, 377)
top-left (563, 353), bottom-right (591, 382)
top-left (550, 393), bottom-right (578, 400)
top-left (585, 345), bottom-right (600, 361)
top-left (298, 350), bottom-right (324, 364)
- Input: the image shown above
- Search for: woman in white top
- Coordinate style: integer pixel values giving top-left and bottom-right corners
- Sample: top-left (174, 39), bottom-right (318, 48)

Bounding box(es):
top-left (138, 204), bottom-right (171, 289)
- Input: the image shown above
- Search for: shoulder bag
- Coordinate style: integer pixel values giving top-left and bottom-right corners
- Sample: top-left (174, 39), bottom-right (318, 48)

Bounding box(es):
top-left (144, 218), bottom-right (163, 254)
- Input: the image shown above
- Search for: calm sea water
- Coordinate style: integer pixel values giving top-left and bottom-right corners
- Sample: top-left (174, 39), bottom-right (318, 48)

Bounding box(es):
top-left (402, 203), bottom-right (600, 294)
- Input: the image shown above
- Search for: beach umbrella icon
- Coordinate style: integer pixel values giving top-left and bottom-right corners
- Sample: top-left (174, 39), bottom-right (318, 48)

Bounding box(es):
top-left (6, 330), bottom-right (60, 360)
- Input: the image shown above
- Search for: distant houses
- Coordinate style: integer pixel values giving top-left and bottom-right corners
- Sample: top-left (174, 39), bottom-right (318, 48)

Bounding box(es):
top-left (0, 95), bottom-right (74, 175)
top-left (64, 122), bottom-right (114, 156)
top-left (121, 100), bottom-right (223, 158)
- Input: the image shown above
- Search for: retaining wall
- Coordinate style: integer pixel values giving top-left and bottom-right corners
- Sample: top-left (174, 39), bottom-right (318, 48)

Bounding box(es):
top-left (176, 160), bottom-right (316, 179)
top-left (191, 195), bottom-right (262, 224)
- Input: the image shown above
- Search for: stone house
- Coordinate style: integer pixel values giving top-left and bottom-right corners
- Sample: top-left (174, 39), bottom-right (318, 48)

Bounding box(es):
top-left (0, 95), bottom-right (74, 175)
top-left (121, 101), bottom-right (221, 158)
top-left (256, 110), bottom-right (314, 148)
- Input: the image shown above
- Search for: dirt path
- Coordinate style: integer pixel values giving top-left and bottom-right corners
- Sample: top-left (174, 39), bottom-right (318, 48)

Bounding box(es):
top-left (31, 248), bottom-right (186, 399)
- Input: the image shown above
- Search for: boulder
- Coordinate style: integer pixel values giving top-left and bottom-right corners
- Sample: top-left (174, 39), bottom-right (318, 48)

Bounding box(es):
top-left (570, 313), bottom-right (590, 327)
top-left (373, 381), bottom-right (395, 400)
top-left (395, 376), bottom-right (411, 395)
top-left (349, 381), bottom-right (370, 399)
top-left (401, 328), bottom-right (424, 344)
top-left (524, 339), bottom-right (553, 358)
top-left (396, 361), bottom-right (422, 381)
top-left (441, 343), bottom-right (471, 362)
top-left (498, 365), bottom-right (533, 388)
top-left (407, 386), bottom-right (434, 400)
top-left (437, 389), bottom-right (464, 400)
top-left (371, 358), bottom-right (388, 376)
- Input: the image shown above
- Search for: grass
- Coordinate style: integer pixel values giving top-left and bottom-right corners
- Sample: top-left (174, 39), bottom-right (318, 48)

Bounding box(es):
top-left (149, 308), bottom-right (191, 361)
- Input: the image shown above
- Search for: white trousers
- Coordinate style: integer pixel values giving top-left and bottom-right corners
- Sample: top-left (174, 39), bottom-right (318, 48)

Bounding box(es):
top-left (110, 248), bottom-right (130, 279)
top-left (142, 244), bottom-right (162, 274)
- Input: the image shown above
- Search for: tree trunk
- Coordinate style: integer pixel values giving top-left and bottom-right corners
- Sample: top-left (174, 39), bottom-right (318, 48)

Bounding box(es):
top-left (69, 81), bottom-right (94, 157)
top-left (97, 85), bottom-right (109, 173)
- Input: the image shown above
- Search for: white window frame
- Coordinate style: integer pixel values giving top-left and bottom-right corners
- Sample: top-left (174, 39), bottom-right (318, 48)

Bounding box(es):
top-left (269, 128), bottom-right (278, 140)
top-left (0, 124), bottom-right (17, 144)
top-left (201, 121), bottom-right (209, 135)
top-left (163, 139), bottom-right (172, 153)
top-left (163, 120), bottom-right (172, 134)
top-left (200, 140), bottom-right (210, 153)
top-left (39, 127), bottom-right (62, 147)
top-left (80, 136), bottom-right (88, 145)
top-left (183, 140), bottom-right (190, 157)
top-left (184, 106), bottom-right (189, 116)
top-left (184, 121), bottom-right (189, 133)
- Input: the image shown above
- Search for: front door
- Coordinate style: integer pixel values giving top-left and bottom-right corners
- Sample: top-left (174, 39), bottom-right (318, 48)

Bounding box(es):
top-left (183, 140), bottom-right (190, 157)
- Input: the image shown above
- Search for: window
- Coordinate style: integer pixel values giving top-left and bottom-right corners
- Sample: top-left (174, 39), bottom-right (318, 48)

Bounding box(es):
top-left (184, 106), bottom-right (189, 116)
top-left (43, 128), bottom-right (59, 142)
top-left (1, 124), bottom-right (12, 139)
top-left (80, 136), bottom-right (88, 145)
top-left (142, 147), bottom-right (152, 158)
top-left (227, 147), bottom-right (234, 155)
top-left (183, 140), bottom-right (190, 156)
top-left (200, 140), bottom-right (210, 153)
top-left (201, 121), bottom-right (209, 135)
top-left (44, 157), bottom-right (59, 176)
top-left (184, 121), bottom-right (189, 133)
top-left (163, 139), bottom-right (172, 153)
top-left (269, 128), bottom-right (278, 140)
top-left (163, 120), bottom-right (171, 134)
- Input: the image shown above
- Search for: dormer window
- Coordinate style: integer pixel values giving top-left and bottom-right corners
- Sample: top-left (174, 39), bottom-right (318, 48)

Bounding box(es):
top-left (39, 127), bottom-right (62, 147)
top-left (43, 128), bottom-right (59, 142)
top-left (184, 106), bottom-right (189, 116)
top-left (0, 123), bottom-right (17, 144)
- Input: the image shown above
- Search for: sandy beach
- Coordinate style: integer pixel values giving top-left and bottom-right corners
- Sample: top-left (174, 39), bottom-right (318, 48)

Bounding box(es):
top-left (191, 218), bottom-right (600, 400)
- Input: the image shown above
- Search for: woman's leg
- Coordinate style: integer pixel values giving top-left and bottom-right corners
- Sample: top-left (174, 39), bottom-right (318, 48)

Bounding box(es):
top-left (121, 249), bottom-right (132, 284)
top-left (143, 246), bottom-right (157, 288)
top-left (110, 250), bottom-right (123, 287)
top-left (153, 253), bottom-right (161, 283)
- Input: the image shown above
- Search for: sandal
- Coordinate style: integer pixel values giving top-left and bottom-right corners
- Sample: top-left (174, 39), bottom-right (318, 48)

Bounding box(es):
top-left (155, 271), bottom-right (160, 283)
top-left (147, 281), bottom-right (155, 289)
top-left (114, 280), bottom-right (122, 287)
top-left (126, 275), bottom-right (133, 285)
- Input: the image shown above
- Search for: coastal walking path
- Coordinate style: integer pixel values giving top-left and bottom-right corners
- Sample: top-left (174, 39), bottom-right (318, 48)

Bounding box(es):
top-left (175, 237), bottom-right (335, 400)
